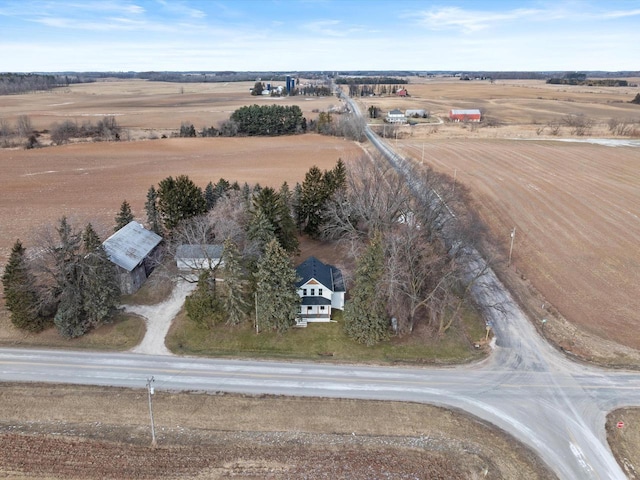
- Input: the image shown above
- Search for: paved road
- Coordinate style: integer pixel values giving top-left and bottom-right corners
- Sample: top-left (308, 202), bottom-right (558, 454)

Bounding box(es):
top-left (0, 94), bottom-right (638, 479)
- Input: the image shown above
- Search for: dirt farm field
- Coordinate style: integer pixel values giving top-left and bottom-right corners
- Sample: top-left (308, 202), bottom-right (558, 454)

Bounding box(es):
top-left (0, 135), bottom-right (361, 264)
top-left (0, 383), bottom-right (553, 479)
top-left (397, 138), bottom-right (640, 353)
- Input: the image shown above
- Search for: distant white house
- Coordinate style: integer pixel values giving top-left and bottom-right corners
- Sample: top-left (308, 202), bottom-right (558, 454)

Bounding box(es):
top-left (103, 221), bottom-right (162, 294)
top-left (295, 256), bottom-right (346, 327)
top-left (386, 109), bottom-right (406, 124)
top-left (176, 244), bottom-right (223, 270)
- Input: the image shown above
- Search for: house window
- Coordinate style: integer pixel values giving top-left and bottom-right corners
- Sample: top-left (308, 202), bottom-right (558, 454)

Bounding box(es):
top-left (307, 306), bottom-right (312, 311)
top-left (311, 288), bottom-right (315, 296)
top-left (318, 288), bottom-right (323, 296)
top-left (320, 306), bottom-right (325, 311)
top-left (303, 289), bottom-right (307, 296)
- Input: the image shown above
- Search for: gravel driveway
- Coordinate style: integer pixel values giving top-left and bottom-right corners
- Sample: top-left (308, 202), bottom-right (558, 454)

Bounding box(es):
top-left (124, 278), bottom-right (197, 355)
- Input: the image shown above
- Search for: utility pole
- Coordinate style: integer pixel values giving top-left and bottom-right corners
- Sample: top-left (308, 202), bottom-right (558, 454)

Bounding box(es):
top-left (146, 376), bottom-right (157, 447)
top-left (255, 292), bottom-right (259, 334)
top-left (508, 227), bottom-right (516, 267)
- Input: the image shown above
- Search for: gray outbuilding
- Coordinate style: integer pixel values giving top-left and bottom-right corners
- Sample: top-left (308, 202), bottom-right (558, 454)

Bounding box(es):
top-left (102, 221), bottom-right (162, 294)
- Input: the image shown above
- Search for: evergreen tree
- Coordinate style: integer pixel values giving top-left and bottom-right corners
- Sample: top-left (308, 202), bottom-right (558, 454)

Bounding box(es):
top-left (204, 182), bottom-right (216, 210)
top-left (279, 181), bottom-right (293, 216)
top-left (215, 178), bottom-right (231, 198)
top-left (254, 239), bottom-right (300, 333)
top-left (54, 286), bottom-right (85, 338)
top-left (157, 175), bottom-right (207, 231)
top-left (298, 165), bottom-right (327, 237)
top-left (327, 158), bottom-right (347, 192)
top-left (51, 219), bottom-right (119, 338)
top-left (292, 182), bottom-right (303, 232)
top-left (241, 182), bottom-right (252, 202)
top-left (247, 207), bottom-right (276, 253)
top-left (343, 235), bottom-right (389, 345)
top-left (114, 200), bottom-right (134, 231)
top-left (145, 186), bottom-right (163, 235)
top-left (1, 240), bottom-right (46, 331)
top-left (81, 223), bottom-right (120, 328)
top-left (52, 218), bottom-right (86, 337)
top-left (252, 187), bottom-right (298, 253)
top-left (221, 238), bottom-right (249, 325)
top-left (185, 270), bottom-right (225, 329)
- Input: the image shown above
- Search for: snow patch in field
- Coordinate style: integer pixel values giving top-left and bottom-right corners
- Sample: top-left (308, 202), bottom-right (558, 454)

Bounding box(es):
top-left (514, 138), bottom-right (640, 148)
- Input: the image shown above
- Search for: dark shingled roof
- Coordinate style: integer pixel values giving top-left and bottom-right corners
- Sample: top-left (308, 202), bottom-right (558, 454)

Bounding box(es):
top-left (301, 296), bottom-right (332, 306)
top-left (295, 256), bottom-right (345, 292)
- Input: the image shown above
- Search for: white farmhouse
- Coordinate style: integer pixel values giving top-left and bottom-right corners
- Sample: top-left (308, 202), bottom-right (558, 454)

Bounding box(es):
top-left (386, 108), bottom-right (406, 124)
top-left (295, 256), bottom-right (346, 327)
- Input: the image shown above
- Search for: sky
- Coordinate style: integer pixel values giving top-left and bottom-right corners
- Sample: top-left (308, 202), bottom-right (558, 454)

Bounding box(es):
top-left (1, 0), bottom-right (639, 72)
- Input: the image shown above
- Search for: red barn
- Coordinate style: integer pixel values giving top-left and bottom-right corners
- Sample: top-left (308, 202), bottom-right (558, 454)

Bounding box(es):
top-left (396, 88), bottom-right (408, 97)
top-left (449, 109), bottom-right (481, 122)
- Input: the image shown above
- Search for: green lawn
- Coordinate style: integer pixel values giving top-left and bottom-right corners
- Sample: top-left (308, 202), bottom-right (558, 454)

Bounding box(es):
top-left (166, 308), bottom-right (489, 364)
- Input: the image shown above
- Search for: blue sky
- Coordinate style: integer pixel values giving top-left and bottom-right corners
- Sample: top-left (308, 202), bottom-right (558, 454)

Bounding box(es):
top-left (1, 0), bottom-right (639, 72)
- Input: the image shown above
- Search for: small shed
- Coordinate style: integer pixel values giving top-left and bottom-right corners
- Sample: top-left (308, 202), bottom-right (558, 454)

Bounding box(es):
top-left (449, 109), bottom-right (482, 122)
top-left (103, 221), bottom-right (162, 294)
top-left (176, 244), bottom-right (223, 270)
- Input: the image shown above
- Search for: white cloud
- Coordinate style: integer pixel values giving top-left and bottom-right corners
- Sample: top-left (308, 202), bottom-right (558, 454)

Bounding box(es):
top-left (601, 8), bottom-right (640, 19)
top-left (412, 6), bottom-right (543, 33)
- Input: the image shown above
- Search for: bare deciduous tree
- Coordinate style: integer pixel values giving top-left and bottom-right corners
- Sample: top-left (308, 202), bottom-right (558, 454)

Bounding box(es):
top-left (16, 115), bottom-right (33, 138)
top-left (562, 114), bottom-right (593, 136)
top-left (322, 154), bottom-right (411, 242)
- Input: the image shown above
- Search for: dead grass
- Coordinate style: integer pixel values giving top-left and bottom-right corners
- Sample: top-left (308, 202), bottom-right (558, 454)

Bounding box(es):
top-left (0, 310), bottom-right (145, 351)
top-left (0, 383), bottom-right (555, 479)
top-left (607, 408), bottom-right (640, 479)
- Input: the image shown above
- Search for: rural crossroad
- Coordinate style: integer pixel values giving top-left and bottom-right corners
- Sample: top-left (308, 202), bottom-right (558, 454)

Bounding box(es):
top-left (0, 96), bottom-right (639, 479)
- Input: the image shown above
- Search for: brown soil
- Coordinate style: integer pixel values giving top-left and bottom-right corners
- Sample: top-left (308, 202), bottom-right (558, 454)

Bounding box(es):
top-left (393, 138), bottom-right (640, 357)
top-left (0, 383), bottom-right (554, 479)
top-left (0, 135), bottom-right (361, 265)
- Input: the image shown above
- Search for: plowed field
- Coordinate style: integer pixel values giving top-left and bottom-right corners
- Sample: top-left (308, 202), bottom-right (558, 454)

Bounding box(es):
top-left (398, 138), bottom-right (640, 350)
top-left (0, 135), bottom-right (361, 264)
top-left (0, 383), bottom-right (553, 479)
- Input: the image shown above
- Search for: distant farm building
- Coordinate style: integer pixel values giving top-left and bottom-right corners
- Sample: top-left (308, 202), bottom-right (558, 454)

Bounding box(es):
top-left (396, 88), bottom-right (408, 97)
top-left (405, 109), bottom-right (427, 118)
top-left (386, 109), bottom-right (406, 124)
top-left (449, 109), bottom-right (482, 122)
top-left (103, 221), bottom-right (162, 294)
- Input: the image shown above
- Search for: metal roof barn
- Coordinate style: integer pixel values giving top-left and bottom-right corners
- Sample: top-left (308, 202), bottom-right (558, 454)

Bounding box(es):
top-left (103, 221), bottom-right (162, 272)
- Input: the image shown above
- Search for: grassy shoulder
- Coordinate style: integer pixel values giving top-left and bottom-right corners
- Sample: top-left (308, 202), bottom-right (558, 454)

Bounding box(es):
top-left (166, 307), bottom-right (489, 364)
top-left (0, 309), bottom-right (145, 351)
top-left (607, 408), bottom-right (640, 479)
